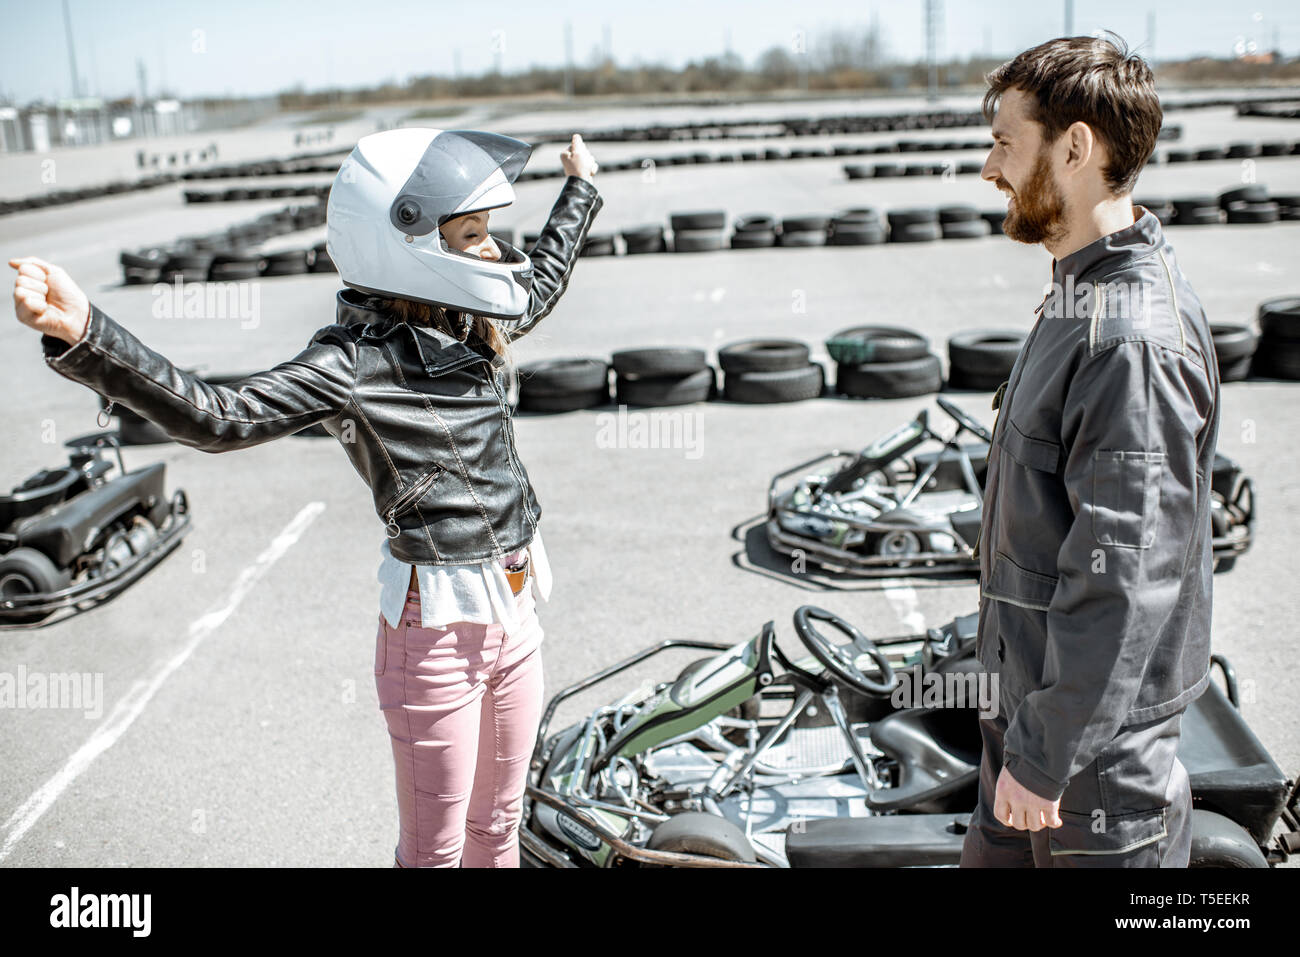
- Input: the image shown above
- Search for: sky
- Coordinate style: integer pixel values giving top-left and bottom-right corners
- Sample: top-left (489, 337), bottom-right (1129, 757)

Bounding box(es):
top-left (1, 0), bottom-right (1297, 105)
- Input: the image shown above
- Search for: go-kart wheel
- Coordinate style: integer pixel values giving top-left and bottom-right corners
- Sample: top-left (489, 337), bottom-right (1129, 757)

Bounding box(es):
top-left (936, 395), bottom-right (993, 443)
top-left (643, 812), bottom-right (757, 865)
top-left (1187, 810), bottom-right (1269, 867)
top-left (793, 605), bottom-right (897, 697)
top-left (870, 509), bottom-right (931, 568)
top-left (0, 548), bottom-right (71, 623)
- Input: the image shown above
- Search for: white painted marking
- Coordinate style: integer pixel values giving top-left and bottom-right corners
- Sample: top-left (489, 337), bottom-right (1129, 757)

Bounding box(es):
top-left (0, 502), bottom-right (325, 862)
top-left (882, 581), bottom-right (926, 634)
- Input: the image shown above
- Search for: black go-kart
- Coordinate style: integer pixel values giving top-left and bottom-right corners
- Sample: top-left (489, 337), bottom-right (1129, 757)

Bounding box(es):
top-left (521, 606), bottom-right (1299, 868)
top-left (765, 396), bottom-right (1254, 577)
top-left (0, 431), bottom-right (191, 627)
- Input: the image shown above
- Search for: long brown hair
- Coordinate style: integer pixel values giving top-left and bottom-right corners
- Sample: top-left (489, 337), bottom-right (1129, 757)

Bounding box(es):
top-left (377, 296), bottom-right (512, 365)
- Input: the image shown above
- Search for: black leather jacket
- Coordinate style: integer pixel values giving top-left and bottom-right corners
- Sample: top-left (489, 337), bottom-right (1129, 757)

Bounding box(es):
top-left (41, 174), bottom-right (604, 565)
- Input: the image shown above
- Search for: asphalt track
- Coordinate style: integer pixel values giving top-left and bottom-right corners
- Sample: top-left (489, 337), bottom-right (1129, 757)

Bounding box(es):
top-left (1, 98), bottom-right (1297, 866)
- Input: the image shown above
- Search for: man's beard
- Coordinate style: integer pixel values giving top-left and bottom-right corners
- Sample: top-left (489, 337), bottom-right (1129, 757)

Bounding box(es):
top-left (1000, 149), bottom-right (1068, 246)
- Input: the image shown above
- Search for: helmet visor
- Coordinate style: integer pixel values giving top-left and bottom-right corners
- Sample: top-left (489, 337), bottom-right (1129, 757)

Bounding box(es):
top-left (390, 130), bottom-right (533, 237)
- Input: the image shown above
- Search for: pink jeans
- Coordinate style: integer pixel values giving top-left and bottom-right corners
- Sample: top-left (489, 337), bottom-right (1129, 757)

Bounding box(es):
top-left (374, 578), bottom-right (544, 868)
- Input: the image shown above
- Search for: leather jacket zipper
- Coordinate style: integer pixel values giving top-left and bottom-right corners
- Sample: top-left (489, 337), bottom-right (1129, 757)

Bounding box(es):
top-left (486, 368), bottom-right (537, 532)
top-left (383, 464), bottom-right (444, 539)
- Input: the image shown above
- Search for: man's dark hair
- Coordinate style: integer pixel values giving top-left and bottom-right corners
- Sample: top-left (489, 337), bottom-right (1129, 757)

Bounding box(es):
top-left (982, 32), bottom-right (1161, 195)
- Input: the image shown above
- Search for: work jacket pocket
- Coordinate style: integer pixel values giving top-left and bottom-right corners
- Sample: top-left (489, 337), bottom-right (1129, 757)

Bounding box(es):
top-left (1092, 450), bottom-right (1164, 549)
top-left (996, 419), bottom-right (1062, 473)
top-left (1048, 805), bottom-right (1167, 858)
top-left (984, 551), bottom-right (1059, 612)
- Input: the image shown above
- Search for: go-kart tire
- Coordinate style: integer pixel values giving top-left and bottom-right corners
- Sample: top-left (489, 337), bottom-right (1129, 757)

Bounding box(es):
top-left (581, 233), bottom-right (615, 257)
top-left (1226, 201), bottom-right (1279, 224)
top-left (730, 230), bottom-right (776, 248)
top-left (615, 368), bottom-right (714, 407)
top-left (724, 363), bottom-right (824, 403)
top-left (518, 358), bottom-right (610, 394)
top-left (828, 223), bottom-right (886, 245)
top-left (777, 230), bottom-right (827, 247)
top-left (1210, 324), bottom-right (1258, 363)
top-left (941, 219), bottom-right (990, 239)
top-left (669, 211), bottom-right (726, 232)
top-left (826, 325), bottom-right (930, 364)
top-left (836, 354), bottom-right (943, 399)
top-left (733, 214), bottom-right (777, 233)
top-left (611, 347), bottom-right (707, 377)
top-left (938, 205), bottom-right (979, 224)
top-left (1218, 185), bottom-right (1269, 209)
top-left (0, 547), bottom-right (71, 623)
top-left (717, 339), bottom-right (810, 374)
top-left (946, 367), bottom-right (1006, 391)
top-left (644, 812), bottom-right (757, 865)
top-left (672, 229), bottom-right (724, 253)
top-left (1187, 810), bottom-right (1269, 867)
top-left (948, 329), bottom-right (1026, 376)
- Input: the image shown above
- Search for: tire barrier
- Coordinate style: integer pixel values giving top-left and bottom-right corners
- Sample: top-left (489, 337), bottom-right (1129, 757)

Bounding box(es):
top-left (1211, 324), bottom-right (1259, 382)
top-left (0, 172), bottom-right (182, 218)
top-left (118, 200), bottom-right (329, 284)
top-left (611, 348), bottom-right (715, 407)
top-left (718, 338), bottom-right (824, 403)
top-left (946, 329), bottom-right (1027, 391)
top-left (836, 354), bottom-right (945, 399)
top-left (516, 358), bottom-right (611, 412)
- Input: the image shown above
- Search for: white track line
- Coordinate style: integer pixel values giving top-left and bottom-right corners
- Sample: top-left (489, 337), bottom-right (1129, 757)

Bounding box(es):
top-left (0, 502), bottom-right (325, 863)
top-left (882, 580), bottom-right (927, 635)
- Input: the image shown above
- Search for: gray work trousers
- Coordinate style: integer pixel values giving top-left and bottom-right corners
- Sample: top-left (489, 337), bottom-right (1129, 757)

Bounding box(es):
top-left (959, 703), bottom-right (1192, 867)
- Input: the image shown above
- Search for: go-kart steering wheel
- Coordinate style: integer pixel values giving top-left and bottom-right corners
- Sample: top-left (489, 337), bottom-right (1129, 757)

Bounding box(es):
top-left (793, 606), bottom-right (897, 697)
top-left (936, 396), bottom-right (993, 444)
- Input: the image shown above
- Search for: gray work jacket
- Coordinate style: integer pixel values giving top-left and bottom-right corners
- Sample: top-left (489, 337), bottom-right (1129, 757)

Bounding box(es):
top-left (975, 207), bottom-right (1220, 801)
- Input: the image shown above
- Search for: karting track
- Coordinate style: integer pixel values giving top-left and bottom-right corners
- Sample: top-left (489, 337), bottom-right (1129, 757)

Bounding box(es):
top-left (1, 95), bottom-right (1297, 866)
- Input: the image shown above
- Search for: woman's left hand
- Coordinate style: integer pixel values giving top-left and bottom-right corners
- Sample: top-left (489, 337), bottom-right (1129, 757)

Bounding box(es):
top-left (560, 134), bottom-right (598, 183)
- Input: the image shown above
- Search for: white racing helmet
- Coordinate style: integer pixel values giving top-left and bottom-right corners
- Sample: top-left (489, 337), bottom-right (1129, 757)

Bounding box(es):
top-left (325, 128), bottom-right (535, 319)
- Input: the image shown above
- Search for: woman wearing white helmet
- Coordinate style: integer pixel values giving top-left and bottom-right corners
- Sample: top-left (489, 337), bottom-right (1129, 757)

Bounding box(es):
top-left (12, 128), bottom-right (603, 869)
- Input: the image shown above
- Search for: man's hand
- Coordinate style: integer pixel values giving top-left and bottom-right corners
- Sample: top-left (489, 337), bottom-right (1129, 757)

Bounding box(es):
top-left (10, 256), bottom-right (90, 345)
top-left (993, 765), bottom-right (1063, 830)
top-left (560, 133), bottom-right (598, 183)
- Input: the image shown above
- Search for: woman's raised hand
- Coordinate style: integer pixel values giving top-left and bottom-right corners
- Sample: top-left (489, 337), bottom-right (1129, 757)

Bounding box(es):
top-left (9, 256), bottom-right (90, 345)
top-left (559, 134), bottom-right (598, 183)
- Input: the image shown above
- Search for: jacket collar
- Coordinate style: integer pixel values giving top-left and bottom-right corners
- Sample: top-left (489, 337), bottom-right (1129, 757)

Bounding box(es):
top-left (335, 287), bottom-right (492, 373)
top-left (1050, 206), bottom-right (1163, 287)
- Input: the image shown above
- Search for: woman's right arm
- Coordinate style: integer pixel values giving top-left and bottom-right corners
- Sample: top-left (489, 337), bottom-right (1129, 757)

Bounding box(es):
top-left (12, 256), bottom-right (358, 453)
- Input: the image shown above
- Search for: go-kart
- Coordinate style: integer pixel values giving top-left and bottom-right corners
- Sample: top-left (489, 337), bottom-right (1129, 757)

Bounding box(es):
top-left (0, 431), bottom-right (191, 627)
top-left (521, 606), bottom-right (1299, 867)
top-left (765, 396), bottom-right (1253, 577)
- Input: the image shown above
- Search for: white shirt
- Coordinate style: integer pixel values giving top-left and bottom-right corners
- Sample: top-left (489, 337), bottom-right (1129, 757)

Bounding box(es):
top-left (377, 527), bottom-right (552, 638)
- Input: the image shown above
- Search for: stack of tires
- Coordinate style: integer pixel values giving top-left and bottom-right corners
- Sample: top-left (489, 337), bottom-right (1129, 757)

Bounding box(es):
top-left (1171, 196), bottom-right (1221, 226)
top-left (621, 224), bottom-right (667, 254)
top-left (1252, 298), bottom-right (1300, 380)
top-left (718, 339), bottom-right (824, 403)
top-left (516, 358), bottom-right (611, 412)
top-left (946, 330), bottom-right (1026, 391)
top-left (778, 215), bottom-right (830, 247)
top-left (828, 209), bottom-right (886, 245)
top-left (1134, 198), bottom-right (1175, 225)
top-left (938, 205), bottom-right (990, 239)
top-left (1210, 324), bottom-right (1259, 382)
top-left (611, 348), bottom-right (716, 406)
top-left (1219, 186), bottom-right (1279, 225)
top-left (730, 215), bottom-right (778, 248)
top-left (887, 208), bottom-right (942, 243)
top-left (671, 211), bottom-right (726, 252)
top-left (981, 210), bottom-right (1007, 234)
top-left (826, 326), bottom-right (942, 399)
top-left (580, 233), bottom-right (616, 257)
top-left (308, 240), bottom-right (335, 273)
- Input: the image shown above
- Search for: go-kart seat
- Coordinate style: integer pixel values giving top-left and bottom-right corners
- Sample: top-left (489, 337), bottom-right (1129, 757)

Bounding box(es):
top-left (912, 443), bottom-right (989, 492)
top-left (865, 706), bottom-right (982, 813)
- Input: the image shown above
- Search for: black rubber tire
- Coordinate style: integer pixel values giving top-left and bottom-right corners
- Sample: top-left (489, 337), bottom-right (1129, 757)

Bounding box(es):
top-left (1195, 146), bottom-right (1227, 161)
top-left (1219, 185), bottom-right (1269, 209)
top-left (1252, 336), bottom-right (1300, 380)
top-left (518, 386), bottom-right (609, 412)
top-left (781, 215), bottom-right (830, 233)
top-left (1209, 324), bottom-right (1258, 363)
top-left (1257, 297), bottom-right (1300, 339)
top-left (730, 230), bottom-right (776, 248)
top-left (669, 210), bottom-right (726, 231)
top-left (261, 250), bottom-right (310, 275)
top-left (717, 338), bottom-right (810, 373)
top-left (828, 223), bottom-right (887, 245)
top-left (581, 234), bottom-right (616, 256)
top-left (1172, 199), bottom-right (1221, 226)
top-left (724, 363), bottom-right (825, 403)
top-left (1219, 354), bottom-right (1252, 382)
top-left (777, 230), bottom-right (827, 247)
top-left (843, 164), bottom-right (873, 179)
top-left (1187, 810), bottom-right (1269, 868)
top-left (644, 812), bottom-right (757, 864)
top-left (981, 210), bottom-right (1007, 234)
top-left (873, 163), bottom-right (903, 178)
top-left (941, 219), bottom-right (990, 239)
top-left (831, 207), bottom-right (881, 224)
top-left (615, 367), bottom-right (714, 407)
top-left (611, 347), bottom-right (708, 377)
top-left (1226, 201), bottom-right (1279, 224)
top-left (946, 367), bottom-right (1007, 391)
top-left (890, 221), bottom-right (943, 243)
top-left (948, 329), bottom-right (1026, 376)
top-left (672, 230), bottom-right (724, 252)
top-left (733, 214), bottom-right (776, 233)
top-left (826, 325), bottom-right (930, 364)
top-left (938, 204), bottom-right (979, 224)
top-left (836, 354), bottom-right (943, 399)
top-left (887, 207), bottom-right (939, 228)
top-left (0, 547), bottom-right (72, 623)
top-left (624, 234), bottom-right (667, 254)
top-left (1226, 142), bottom-right (1261, 159)
top-left (518, 358), bottom-right (610, 395)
